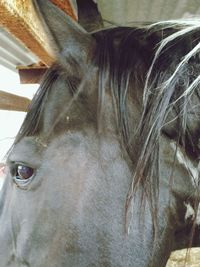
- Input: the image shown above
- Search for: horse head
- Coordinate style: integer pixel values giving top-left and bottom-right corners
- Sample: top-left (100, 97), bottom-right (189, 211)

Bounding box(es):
top-left (0, 1), bottom-right (199, 266)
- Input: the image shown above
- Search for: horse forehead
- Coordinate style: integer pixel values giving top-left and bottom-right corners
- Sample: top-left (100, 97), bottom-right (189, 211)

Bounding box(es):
top-left (45, 131), bottom-right (125, 163)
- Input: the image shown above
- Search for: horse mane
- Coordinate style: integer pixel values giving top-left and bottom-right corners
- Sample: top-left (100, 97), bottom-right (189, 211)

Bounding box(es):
top-left (125, 19), bottom-right (200, 233)
top-left (14, 66), bottom-right (60, 143)
top-left (14, 19), bottom-right (200, 233)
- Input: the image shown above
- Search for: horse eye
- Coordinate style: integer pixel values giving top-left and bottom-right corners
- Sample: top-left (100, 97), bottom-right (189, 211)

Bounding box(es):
top-left (15, 165), bottom-right (34, 180)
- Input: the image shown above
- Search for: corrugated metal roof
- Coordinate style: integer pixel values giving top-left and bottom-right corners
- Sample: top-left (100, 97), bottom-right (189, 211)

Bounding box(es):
top-left (0, 27), bottom-right (38, 72)
top-left (96, 0), bottom-right (200, 26)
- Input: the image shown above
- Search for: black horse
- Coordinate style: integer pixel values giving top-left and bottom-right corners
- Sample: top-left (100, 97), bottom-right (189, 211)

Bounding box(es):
top-left (0, 1), bottom-right (199, 266)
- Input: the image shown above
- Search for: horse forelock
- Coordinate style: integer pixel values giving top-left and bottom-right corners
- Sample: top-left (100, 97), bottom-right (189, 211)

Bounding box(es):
top-left (14, 66), bottom-right (60, 144)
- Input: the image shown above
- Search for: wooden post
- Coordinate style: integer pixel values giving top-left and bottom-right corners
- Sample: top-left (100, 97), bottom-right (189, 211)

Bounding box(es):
top-left (0, 90), bottom-right (31, 112)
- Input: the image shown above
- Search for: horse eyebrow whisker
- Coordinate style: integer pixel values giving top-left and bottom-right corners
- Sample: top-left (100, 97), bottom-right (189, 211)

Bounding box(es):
top-left (35, 137), bottom-right (48, 148)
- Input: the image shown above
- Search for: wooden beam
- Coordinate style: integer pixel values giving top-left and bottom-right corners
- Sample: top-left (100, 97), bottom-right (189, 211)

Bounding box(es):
top-left (0, 0), bottom-right (77, 66)
top-left (0, 90), bottom-right (31, 112)
top-left (51, 0), bottom-right (77, 21)
top-left (18, 65), bottom-right (47, 84)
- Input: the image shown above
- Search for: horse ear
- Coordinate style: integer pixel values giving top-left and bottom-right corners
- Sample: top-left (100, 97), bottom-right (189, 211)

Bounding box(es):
top-left (33, 0), bottom-right (94, 66)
